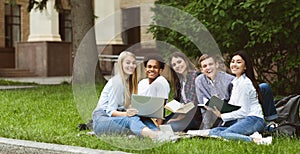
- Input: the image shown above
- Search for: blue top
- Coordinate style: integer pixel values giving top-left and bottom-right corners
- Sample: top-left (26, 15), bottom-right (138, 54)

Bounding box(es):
top-left (93, 74), bottom-right (125, 116)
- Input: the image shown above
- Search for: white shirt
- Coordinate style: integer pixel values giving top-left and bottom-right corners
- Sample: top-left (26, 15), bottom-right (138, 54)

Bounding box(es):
top-left (221, 74), bottom-right (264, 122)
top-left (138, 76), bottom-right (170, 99)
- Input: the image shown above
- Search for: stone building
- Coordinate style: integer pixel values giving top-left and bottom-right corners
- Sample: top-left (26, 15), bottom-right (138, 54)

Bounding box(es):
top-left (0, 0), bottom-right (156, 77)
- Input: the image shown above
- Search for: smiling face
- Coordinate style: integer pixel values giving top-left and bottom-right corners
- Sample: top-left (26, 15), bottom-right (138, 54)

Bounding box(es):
top-left (122, 56), bottom-right (136, 76)
top-left (171, 56), bottom-right (187, 75)
top-left (145, 59), bottom-right (162, 84)
top-left (200, 57), bottom-right (219, 80)
top-left (230, 55), bottom-right (246, 78)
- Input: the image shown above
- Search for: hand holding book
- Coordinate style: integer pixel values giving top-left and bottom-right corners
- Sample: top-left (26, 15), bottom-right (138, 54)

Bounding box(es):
top-left (165, 100), bottom-right (195, 114)
top-left (205, 105), bottom-right (221, 118)
top-left (205, 96), bottom-right (241, 113)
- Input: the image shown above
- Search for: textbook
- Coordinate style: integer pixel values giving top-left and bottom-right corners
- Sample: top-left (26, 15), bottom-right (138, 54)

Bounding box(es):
top-left (165, 100), bottom-right (195, 114)
top-left (205, 96), bottom-right (241, 113)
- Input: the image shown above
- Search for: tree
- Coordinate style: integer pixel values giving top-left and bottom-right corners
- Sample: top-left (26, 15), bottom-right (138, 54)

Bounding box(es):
top-left (149, 0), bottom-right (300, 95)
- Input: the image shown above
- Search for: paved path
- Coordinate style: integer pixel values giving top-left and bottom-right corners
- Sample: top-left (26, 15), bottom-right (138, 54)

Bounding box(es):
top-left (0, 76), bottom-right (72, 85)
top-left (0, 137), bottom-right (128, 154)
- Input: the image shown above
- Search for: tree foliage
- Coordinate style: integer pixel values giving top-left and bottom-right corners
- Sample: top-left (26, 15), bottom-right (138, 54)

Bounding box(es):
top-left (149, 0), bottom-right (300, 95)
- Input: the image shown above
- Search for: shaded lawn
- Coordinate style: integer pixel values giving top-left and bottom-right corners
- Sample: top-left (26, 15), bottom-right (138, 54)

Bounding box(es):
top-left (0, 84), bottom-right (299, 153)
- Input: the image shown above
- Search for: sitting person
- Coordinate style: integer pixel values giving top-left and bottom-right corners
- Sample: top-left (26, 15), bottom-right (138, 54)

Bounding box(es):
top-left (195, 54), bottom-right (278, 129)
top-left (164, 51), bottom-right (202, 132)
top-left (138, 54), bottom-right (170, 126)
top-left (207, 50), bottom-right (272, 144)
top-left (92, 51), bottom-right (164, 140)
top-left (195, 54), bottom-right (234, 129)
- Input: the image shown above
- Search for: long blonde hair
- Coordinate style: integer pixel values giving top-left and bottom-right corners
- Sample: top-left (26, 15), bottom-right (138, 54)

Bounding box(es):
top-left (117, 51), bottom-right (138, 108)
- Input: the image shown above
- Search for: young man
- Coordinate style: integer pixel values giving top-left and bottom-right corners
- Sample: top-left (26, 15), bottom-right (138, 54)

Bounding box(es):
top-left (195, 54), bottom-right (234, 129)
top-left (195, 54), bottom-right (278, 129)
top-left (138, 54), bottom-right (170, 125)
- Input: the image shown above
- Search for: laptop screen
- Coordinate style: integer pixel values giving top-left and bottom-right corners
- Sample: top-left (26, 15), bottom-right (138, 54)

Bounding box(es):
top-left (131, 94), bottom-right (165, 119)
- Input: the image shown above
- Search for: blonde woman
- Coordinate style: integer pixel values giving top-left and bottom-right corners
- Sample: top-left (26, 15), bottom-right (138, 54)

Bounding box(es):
top-left (92, 51), bottom-right (160, 139)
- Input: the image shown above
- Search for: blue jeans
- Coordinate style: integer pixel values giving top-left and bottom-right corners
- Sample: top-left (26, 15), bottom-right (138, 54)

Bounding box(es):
top-left (92, 110), bottom-right (158, 137)
top-left (259, 83), bottom-right (278, 121)
top-left (209, 116), bottom-right (264, 142)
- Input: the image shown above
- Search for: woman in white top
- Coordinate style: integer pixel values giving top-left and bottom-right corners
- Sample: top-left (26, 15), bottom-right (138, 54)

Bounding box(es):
top-left (92, 51), bottom-right (160, 139)
top-left (208, 50), bottom-right (272, 144)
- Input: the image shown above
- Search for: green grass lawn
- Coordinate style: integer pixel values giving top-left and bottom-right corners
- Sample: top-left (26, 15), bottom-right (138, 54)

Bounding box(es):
top-left (0, 84), bottom-right (299, 153)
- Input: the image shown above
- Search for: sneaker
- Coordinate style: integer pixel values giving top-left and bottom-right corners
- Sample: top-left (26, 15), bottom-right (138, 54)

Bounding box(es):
top-left (265, 121), bottom-right (278, 132)
top-left (154, 131), bottom-right (180, 143)
top-left (254, 136), bottom-right (272, 145)
top-left (249, 131), bottom-right (262, 139)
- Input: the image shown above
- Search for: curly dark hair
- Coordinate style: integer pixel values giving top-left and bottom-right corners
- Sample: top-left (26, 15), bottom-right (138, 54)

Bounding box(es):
top-left (143, 54), bottom-right (165, 69)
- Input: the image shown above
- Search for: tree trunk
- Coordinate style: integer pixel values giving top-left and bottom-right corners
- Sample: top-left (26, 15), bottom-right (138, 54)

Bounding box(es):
top-left (70, 0), bottom-right (104, 84)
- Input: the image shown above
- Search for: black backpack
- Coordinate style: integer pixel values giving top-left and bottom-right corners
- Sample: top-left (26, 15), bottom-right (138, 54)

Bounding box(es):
top-left (270, 95), bottom-right (300, 138)
top-left (275, 95), bottom-right (300, 124)
top-left (272, 122), bottom-right (300, 138)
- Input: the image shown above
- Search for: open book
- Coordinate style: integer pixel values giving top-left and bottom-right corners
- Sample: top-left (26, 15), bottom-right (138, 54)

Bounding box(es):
top-left (165, 100), bottom-right (195, 114)
top-left (205, 96), bottom-right (241, 113)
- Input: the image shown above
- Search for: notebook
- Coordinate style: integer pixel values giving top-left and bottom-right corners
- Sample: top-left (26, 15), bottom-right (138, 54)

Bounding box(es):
top-left (205, 96), bottom-right (241, 113)
top-left (131, 94), bottom-right (165, 119)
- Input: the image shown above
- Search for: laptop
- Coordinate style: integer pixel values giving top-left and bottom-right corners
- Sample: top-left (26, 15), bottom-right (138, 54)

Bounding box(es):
top-left (131, 94), bottom-right (165, 119)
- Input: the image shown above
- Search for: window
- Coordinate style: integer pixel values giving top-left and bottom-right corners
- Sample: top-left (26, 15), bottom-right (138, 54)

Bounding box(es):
top-left (122, 7), bottom-right (140, 45)
top-left (5, 4), bottom-right (21, 48)
top-left (59, 10), bottom-right (72, 42)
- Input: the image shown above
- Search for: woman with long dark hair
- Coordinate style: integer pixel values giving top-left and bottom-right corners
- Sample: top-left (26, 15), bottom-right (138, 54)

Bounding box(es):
top-left (165, 51), bottom-right (202, 132)
top-left (207, 50), bottom-right (272, 145)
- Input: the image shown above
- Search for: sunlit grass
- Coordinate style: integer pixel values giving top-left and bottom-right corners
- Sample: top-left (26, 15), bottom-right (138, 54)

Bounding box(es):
top-left (0, 84), bottom-right (299, 153)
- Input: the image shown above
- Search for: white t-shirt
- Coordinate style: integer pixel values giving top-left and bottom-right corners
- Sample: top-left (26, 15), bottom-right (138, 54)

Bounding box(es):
top-left (138, 76), bottom-right (170, 99)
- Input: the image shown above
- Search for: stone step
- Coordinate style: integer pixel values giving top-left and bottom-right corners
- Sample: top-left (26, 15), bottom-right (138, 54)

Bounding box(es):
top-left (0, 68), bottom-right (37, 77)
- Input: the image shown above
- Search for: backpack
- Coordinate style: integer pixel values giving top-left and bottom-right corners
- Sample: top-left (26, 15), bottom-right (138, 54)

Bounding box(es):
top-left (274, 95), bottom-right (300, 125)
top-left (269, 122), bottom-right (300, 138)
top-left (269, 95), bottom-right (300, 138)
top-left (78, 119), bottom-right (93, 131)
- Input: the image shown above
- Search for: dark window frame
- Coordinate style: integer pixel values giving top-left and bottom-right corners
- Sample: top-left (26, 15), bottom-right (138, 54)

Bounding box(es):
top-left (5, 4), bottom-right (21, 48)
top-left (59, 10), bottom-right (72, 42)
top-left (122, 7), bottom-right (140, 45)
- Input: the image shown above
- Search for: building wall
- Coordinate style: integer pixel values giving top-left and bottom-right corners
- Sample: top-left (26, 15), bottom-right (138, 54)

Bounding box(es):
top-left (16, 41), bottom-right (72, 77)
top-left (121, 0), bottom-right (156, 48)
top-left (0, 0), bottom-right (29, 47)
top-left (120, 0), bottom-right (155, 9)
top-left (0, 2), bottom-right (4, 47)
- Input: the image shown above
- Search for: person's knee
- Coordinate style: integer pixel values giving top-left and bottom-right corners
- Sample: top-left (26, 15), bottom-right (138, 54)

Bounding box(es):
top-left (129, 116), bottom-right (141, 121)
top-left (259, 83), bottom-right (269, 91)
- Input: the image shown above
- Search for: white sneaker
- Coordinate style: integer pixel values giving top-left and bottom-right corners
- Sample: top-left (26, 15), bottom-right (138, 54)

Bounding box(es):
top-left (255, 136), bottom-right (272, 145)
top-left (249, 132), bottom-right (262, 139)
top-left (154, 131), bottom-right (180, 143)
top-left (186, 129), bottom-right (211, 137)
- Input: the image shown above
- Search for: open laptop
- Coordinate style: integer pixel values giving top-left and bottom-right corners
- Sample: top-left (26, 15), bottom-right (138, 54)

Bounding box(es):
top-left (131, 94), bottom-right (165, 119)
